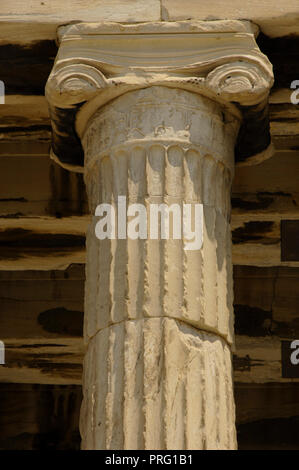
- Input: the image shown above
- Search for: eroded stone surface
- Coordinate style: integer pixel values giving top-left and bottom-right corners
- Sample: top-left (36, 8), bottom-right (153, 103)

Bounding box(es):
top-left (80, 318), bottom-right (236, 450)
top-left (81, 87), bottom-right (238, 449)
top-left (83, 88), bottom-right (238, 346)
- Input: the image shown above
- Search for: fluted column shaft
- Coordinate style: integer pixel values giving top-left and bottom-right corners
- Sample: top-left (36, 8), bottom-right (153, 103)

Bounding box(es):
top-left (79, 86), bottom-right (240, 449)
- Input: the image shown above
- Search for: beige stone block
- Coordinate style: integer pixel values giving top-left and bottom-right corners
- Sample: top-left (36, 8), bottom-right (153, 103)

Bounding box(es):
top-left (0, 0), bottom-right (161, 23)
top-left (161, 0), bottom-right (299, 37)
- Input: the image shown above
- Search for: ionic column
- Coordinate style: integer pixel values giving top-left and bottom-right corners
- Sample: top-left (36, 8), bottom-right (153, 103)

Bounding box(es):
top-left (46, 20), bottom-right (273, 450)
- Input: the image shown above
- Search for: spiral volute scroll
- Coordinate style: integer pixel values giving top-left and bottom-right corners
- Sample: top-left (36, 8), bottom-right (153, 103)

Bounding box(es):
top-left (206, 61), bottom-right (273, 106)
top-left (46, 63), bottom-right (107, 107)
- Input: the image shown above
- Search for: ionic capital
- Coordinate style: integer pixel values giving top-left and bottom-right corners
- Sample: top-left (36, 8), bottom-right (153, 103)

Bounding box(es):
top-left (46, 20), bottom-right (274, 169)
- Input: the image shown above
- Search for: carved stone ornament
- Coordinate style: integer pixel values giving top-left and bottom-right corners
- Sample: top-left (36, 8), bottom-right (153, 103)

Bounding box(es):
top-left (46, 20), bottom-right (274, 171)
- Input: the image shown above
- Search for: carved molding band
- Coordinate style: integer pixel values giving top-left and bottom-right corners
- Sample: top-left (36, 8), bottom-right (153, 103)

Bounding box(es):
top-left (82, 86), bottom-right (239, 178)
